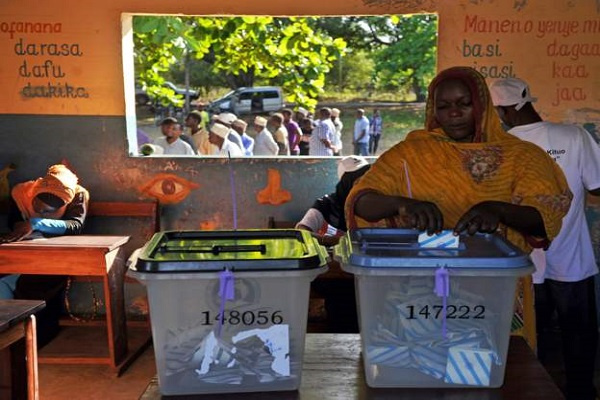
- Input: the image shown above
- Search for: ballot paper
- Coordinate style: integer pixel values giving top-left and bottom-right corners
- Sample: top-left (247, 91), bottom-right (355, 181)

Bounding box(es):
top-left (418, 230), bottom-right (460, 249)
top-left (445, 346), bottom-right (495, 386)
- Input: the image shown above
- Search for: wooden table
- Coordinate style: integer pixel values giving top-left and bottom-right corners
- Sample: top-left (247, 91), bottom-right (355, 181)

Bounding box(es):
top-left (0, 235), bottom-right (144, 375)
top-left (0, 299), bottom-right (45, 400)
top-left (140, 334), bottom-right (565, 400)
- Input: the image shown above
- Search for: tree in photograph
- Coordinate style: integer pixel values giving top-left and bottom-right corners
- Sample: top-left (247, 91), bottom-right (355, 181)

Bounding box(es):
top-left (315, 15), bottom-right (437, 102)
top-left (133, 16), bottom-right (346, 110)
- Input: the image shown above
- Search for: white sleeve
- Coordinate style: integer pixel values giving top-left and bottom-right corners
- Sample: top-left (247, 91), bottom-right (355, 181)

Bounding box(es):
top-left (578, 127), bottom-right (600, 190)
top-left (295, 208), bottom-right (325, 232)
top-left (267, 134), bottom-right (279, 155)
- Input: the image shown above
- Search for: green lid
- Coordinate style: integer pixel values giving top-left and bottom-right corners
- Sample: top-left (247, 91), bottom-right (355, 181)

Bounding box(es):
top-left (131, 229), bottom-right (327, 273)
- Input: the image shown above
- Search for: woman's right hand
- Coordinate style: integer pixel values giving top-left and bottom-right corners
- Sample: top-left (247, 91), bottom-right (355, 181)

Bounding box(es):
top-left (398, 200), bottom-right (444, 235)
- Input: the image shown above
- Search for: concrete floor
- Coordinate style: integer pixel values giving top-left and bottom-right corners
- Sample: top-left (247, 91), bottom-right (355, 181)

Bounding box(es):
top-left (38, 326), bottom-right (156, 400)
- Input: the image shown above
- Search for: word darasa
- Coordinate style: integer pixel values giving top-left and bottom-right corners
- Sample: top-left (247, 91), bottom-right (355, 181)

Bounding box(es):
top-left (14, 38), bottom-right (83, 57)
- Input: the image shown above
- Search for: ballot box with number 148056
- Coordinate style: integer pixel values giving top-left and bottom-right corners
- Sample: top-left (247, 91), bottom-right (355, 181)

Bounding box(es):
top-left (129, 229), bottom-right (328, 396)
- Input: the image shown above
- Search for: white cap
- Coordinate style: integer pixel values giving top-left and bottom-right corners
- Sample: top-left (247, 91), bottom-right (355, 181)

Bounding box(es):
top-left (210, 123), bottom-right (229, 139)
top-left (217, 112), bottom-right (237, 125)
top-left (331, 108), bottom-right (340, 117)
top-left (232, 119), bottom-right (248, 130)
top-left (297, 107), bottom-right (308, 117)
top-left (337, 155), bottom-right (369, 179)
top-left (254, 116), bottom-right (267, 127)
top-left (489, 78), bottom-right (537, 111)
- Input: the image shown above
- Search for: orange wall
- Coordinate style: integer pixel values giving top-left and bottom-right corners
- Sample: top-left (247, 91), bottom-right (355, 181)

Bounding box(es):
top-left (0, 0), bottom-right (598, 123)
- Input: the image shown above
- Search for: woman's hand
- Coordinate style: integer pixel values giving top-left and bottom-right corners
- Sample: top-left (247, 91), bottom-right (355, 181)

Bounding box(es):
top-left (399, 200), bottom-right (444, 235)
top-left (454, 202), bottom-right (501, 235)
top-left (0, 221), bottom-right (33, 243)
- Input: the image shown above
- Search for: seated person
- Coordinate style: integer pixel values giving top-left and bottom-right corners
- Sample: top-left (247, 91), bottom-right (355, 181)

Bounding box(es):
top-left (0, 164), bottom-right (89, 346)
top-left (296, 156), bottom-right (370, 333)
top-left (296, 156), bottom-right (370, 247)
top-left (346, 66), bottom-right (572, 348)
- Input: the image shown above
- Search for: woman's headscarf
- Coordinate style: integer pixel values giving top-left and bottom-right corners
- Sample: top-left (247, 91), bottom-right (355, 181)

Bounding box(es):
top-left (422, 66), bottom-right (513, 144)
top-left (11, 164), bottom-right (80, 220)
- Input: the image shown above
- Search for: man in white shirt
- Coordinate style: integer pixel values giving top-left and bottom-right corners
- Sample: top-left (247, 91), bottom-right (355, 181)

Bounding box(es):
top-left (208, 122), bottom-right (243, 157)
top-left (216, 112), bottom-right (244, 152)
top-left (353, 109), bottom-right (370, 156)
top-left (252, 116), bottom-right (278, 156)
top-left (331, 108), bottom-right (343, 156)
top-left (309, 107), bottom-right (336, 156)
top-left (491, 78), bottom-right (600, 400)
top-left (153, 117), bottom-right (195, 156)
top-left (232, 119), bottom-right (254, 157)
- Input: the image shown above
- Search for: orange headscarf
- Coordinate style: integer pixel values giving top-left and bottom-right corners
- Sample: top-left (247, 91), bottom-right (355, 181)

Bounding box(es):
top-left (346, 66), bottom-right (571, 251)
top-left (11, 164), bottom-right (83, 220)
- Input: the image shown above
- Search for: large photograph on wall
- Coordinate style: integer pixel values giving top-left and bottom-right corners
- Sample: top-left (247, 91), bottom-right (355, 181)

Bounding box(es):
top-left (128, 15), bottom-right (438, 158)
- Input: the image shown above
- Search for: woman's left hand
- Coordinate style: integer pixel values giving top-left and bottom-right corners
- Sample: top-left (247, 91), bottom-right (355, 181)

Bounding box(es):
top-left (454, 202), bottom-right (500, 235)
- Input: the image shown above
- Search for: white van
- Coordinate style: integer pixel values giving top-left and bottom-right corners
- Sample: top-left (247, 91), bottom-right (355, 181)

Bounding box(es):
top-left (209, 86), bottom-right (284, 115)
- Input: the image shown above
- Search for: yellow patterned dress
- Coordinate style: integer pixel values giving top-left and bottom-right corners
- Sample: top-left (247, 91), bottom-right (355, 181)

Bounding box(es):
top-left (346, 67), bottom-right (571, 349)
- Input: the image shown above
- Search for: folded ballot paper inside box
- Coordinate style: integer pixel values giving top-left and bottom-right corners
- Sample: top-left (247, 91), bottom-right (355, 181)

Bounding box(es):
top-left (128, 229), bottom-right (328, 396)
top-left (335, 229), bottom-right (533, 388)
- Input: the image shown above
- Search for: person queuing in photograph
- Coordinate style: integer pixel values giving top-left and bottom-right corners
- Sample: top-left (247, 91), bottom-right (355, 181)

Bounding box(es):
top-left (252, 116), bottom-right (279, 156)
top-left (296, 107), bottom-right (313, 156)
top-left (0, 164), bottom-right (89, 346)
top-left (208, 122), bottom-right (244, 157)
top-left (331, 108), bottom-right (344, 156)
top-left (153, 117), bottom-right (195, 155)
top-left (353, 108), bottom-right (370, 156)
top-left (186, 110), bottom-right (214, 155)
top-left (173, 122), bottom-right (198, 154)
top-left (269, 113), bottom-right (290, 156)
top-left (215, 112), bottom-right (244, 152)
top-left (491, 77), bottom-right (600, 400)
top-left (282, 108), bottom-right (302, 156)
top-left (192, 100), bottom-right (211, 131)
top-left (232, 118), bottom-right (255, 157)
top-left (309, 107), bottom-right (336, 156)
top-left (345, 66), bottom-right (572, 349)
top-left (369, 108), bottom-right (383, 155)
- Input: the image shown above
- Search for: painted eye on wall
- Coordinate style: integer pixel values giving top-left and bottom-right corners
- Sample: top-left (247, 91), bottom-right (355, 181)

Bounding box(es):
top-left (138, 173), bottom-right (200, 204)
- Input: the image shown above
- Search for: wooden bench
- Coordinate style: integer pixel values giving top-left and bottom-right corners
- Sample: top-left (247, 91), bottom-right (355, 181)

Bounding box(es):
top-left (87, 201), bottom-right (160, 232)
top-left (73, 200), bottom-right (160, 278)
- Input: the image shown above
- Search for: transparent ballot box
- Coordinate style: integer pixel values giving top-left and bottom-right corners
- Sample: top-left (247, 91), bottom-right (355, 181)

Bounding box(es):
top-left (129, 229), bottom-right (328, 396)
top-left (335, 229), bottom-right (533, 388)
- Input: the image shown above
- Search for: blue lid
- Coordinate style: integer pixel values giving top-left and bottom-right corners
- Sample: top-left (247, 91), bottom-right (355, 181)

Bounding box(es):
top-left (336, 229), bottom-right (531, 269)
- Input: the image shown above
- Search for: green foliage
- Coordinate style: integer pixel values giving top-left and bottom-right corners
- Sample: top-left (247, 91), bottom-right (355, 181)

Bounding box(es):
top-left (371, 15), bottom-right (438, 101)
top-left (325, 50), bottom-right (375, 93)
top-left (133, 16), bottom-right (347, 109)
top-left (315, 15), bottom-right (438, 102)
